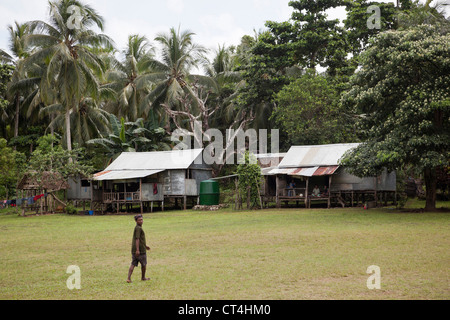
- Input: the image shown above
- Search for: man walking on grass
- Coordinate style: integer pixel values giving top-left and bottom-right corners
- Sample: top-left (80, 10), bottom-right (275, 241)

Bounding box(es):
top-left (127, 214), bottom-right (150, 283)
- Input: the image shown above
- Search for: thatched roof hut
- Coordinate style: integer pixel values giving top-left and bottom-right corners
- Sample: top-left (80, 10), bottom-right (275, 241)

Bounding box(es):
top-left (17, 171), bottom-right (69, 191)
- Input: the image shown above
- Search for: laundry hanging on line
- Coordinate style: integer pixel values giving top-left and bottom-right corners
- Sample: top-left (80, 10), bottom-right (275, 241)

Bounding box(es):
top-left (0, 194), bottom-right (48, 210)
top-left (33, 194), bottom-right (45, 201)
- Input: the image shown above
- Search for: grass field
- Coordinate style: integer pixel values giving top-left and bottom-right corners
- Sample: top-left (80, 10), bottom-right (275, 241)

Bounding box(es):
top-left (0, 200), bottom-right (449, 300)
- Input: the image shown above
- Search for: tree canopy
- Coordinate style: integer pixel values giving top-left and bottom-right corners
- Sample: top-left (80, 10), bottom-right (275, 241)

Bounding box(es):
top-left (340, 25), bottom-right (449, 210)
top-left (0, 0), bottom-right (448, 210)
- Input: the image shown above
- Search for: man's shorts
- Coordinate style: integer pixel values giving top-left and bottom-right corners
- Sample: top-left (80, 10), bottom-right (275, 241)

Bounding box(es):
top-left (131, 253), bottom-right (147, 267)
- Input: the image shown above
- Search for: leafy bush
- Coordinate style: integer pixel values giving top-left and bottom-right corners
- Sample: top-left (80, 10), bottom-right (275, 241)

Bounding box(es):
top-left (65, 204), bottom-right (78, 215)
top-left (236, 152), bottom-right (262, 209)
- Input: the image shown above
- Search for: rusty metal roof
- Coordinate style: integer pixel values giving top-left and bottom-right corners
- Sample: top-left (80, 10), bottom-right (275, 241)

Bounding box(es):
top-left (93, 170), bottom-right (164, 181)
top-left (267, 166), bottom-right (340, 177)
top-left (313, 166), bottom-right (340, 176)
top-left (279, 144), bottom-right (360, 168)
top-left (264, 144), bottom-right (359, 177)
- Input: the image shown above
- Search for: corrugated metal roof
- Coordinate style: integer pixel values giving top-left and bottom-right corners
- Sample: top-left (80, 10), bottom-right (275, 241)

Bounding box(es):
top-left (314, 166), bottom-right (340, 176)
top-left (256, 153), bottom-right (287, 158)
top-left (93, 170), bottom-right (164, 181)
top-left (104, 149), bottom-right (204, 171)
top-left (279, 144), bottom-right (360, 168)
top-left (266, 166), bottom-right (340, 177)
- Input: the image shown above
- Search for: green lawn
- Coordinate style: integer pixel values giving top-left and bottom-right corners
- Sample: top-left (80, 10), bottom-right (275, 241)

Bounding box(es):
top-left (0, 202), bottom-right (449, 300)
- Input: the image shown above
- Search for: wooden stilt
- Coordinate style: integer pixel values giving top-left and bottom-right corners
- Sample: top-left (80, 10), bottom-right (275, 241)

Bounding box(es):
top-left (305, 178), bottom-right (309, 209)
top-left (276, 175), bottom-right (280, 208)
top-left (328, 176), bottom-right (332, 209)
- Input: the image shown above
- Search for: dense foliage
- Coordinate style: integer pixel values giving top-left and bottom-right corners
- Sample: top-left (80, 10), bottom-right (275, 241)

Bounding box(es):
top-left (272, 70), bottom-right (357, 149)
top-left (0, 0), bottom-right (448, 209)
top-left (236, 152), bottom-right (263, 209)
top-left (340, 25), bottom-right (450, 210)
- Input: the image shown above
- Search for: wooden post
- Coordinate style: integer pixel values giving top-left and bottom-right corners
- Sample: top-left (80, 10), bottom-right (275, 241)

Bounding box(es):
top-left (247, 186), bottom-right (250, 209)
top-left (40, 189), bottom-right (43, 215)
top-left (90, 181), bottom-right (94, 211)
top-left (102, 181), bottom-right (105, 215)
top-left (276, 175), bottom-right (280, 208)
top-left (183, 195), bottom-right (187, 211)
top-left (305, 178), bottom-right (309, 209)
top-left (140, 179), bottom-right (143, 214)
top-left (374, 177), bottom-right (378, 207)
top-left (235, 178), bottom-right (239, 210)
top-left (256, 177), bottom-right (263, 210)
top-left (21, 190), bottom-right (25, 217)
top-left (328, 176), bottom-right (332, 209)
top-left (351, 191), bottom-right (354, 207)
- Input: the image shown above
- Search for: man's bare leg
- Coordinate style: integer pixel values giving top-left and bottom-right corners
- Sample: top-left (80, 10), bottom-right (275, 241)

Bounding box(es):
top-left (141, 265), bottom-right (150, 281)
top-left (127, 265), bottom-right (135, 283)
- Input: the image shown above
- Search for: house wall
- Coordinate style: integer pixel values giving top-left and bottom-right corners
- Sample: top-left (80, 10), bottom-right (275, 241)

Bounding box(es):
top-left (188, 154), bottom-right (213, 196)
top-left (162, 169), bottom-right (211, 197)
top-left (191, 169), bottom-right (213, 195)
top-left (163, 170), bottom-right (186, 196)
top-left (142, 183), bottom-right (164, 201)
top-left (331, 168), bottom-right (396, 192)
top-left (67, 177), bottom-right (92, 200)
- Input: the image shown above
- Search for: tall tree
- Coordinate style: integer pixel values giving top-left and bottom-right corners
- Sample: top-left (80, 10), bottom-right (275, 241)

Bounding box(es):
top-left (398, 0), bottom-right (450, 30)
top-left (23, 0), bottom-right (113, 153)
top-left (105, 34), bottom-right (156, 121)
top-left (289, 0), bottom-right (348, 70)
top-left (235, 0), bottom-right (350, 130)
top-left (272, 71), bottom-right (356, 149)
top-left (141, 27), bottom-right (208, 121)
top-left (39, 96), bottom-right (111, 146)
top-left (344, 0), bottom-right (401, 57)
top-left (0, 64), bottom-right (14, 127)
top-left (202, 44), bottom-right (244, 130)
top-left (0, 22), bottom-right (32, 143)
top-left (235, 26), bottom-right (297, 130)
top-left (87, 114), bottom-right (171, 164)
top-left (340, 25), bottom-right (449, 211)
top-left (0, 138), bottom-right (25, 199)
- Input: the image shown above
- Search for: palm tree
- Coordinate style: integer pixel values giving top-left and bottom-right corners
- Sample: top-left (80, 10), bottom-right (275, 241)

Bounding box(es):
top-left (0, 22), bottom-right (30, 63)
top-left (23, 0), bottom-right (113, 153)
top-left (104, 34), bottom-right (156, 121)
top-left (141, 27), bottom-right (208, 119)
top-left (39, 96), bottom-right (111, 147)
top-left (202, 45), bottom-right (244, 129)
top-left (0, 22), bottom-right (32, 143)
top-left (87, 114), bottom-right (171, 162)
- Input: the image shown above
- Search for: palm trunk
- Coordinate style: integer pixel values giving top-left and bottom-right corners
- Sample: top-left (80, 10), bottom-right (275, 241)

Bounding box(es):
top-left (50, 113), bottom-right (55, 147)
top-left (424, 167), bottom-right (437, 211)
top-left (65, 108), bottom-right (73, 163)
top-left (14, 93), bottom-right (20, 148)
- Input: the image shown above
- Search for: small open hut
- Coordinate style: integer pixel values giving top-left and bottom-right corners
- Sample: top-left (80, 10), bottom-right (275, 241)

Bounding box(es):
top-left (17, 171), bottom-right (69, 214)
top-left (261, 144), bottom-right (397, 208)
